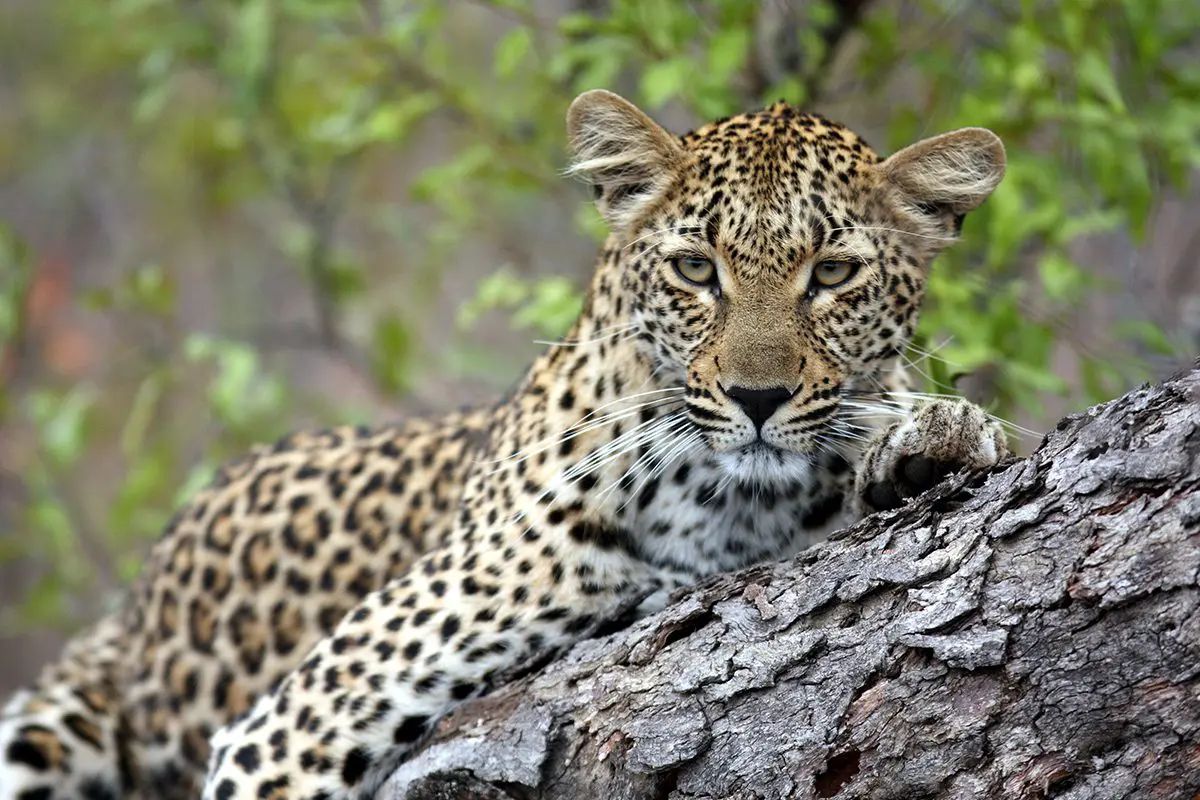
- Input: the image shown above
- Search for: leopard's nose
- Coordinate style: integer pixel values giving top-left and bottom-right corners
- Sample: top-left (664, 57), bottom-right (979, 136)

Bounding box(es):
top-left (723, 385), bottom-right (795, 431)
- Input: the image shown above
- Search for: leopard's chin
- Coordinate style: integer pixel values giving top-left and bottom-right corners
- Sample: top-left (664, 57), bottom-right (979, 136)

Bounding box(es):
top-left (715, 441), bottom-right (815, 488)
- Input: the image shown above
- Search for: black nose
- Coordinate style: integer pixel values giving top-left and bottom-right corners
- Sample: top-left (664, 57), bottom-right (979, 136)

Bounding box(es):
top-left (724, 385), bottom-right (794, 431)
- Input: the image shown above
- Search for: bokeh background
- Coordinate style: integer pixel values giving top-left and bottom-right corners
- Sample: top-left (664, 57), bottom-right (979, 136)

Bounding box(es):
top-left (1, 0), bottom-right (1198, 693)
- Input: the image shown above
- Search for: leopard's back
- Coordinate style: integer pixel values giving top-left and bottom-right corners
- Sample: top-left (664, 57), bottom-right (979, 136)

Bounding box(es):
top-left (1, 412), bottom-right (490, 798)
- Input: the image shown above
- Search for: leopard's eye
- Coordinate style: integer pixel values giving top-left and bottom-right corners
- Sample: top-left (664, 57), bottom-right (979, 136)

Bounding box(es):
top-left (811, 260), bottom-right (858, 289)
top-left (672, 256), bottom-right (717, 286)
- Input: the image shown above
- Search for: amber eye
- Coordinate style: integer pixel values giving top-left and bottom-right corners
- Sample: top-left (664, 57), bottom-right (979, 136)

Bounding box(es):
top-left (672, 256), bottom-right (718, 286)
top-left (811, 260), bottom-right (858, 289)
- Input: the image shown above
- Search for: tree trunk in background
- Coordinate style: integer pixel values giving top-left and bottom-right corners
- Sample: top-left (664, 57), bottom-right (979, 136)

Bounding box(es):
top-left (382, 362), bottom-right (1200, 800)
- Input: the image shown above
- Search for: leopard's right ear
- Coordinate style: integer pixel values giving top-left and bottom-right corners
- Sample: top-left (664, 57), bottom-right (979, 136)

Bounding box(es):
top-left (566, 90), bottom-right (685, 235)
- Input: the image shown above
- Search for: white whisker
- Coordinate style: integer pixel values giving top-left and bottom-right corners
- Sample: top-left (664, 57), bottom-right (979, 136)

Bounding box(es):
top-left (482, 399), bottom-right (683, 473)
top-left (703, 472), bottom-right (735, 505)
top-left (499, 412), bottom-right (690, 540)
top-left (481, 387), bottom-right (687, 468)
top-left (562, 413), bottom-right (686, 483)
top-left (534, 322), bottom-right (640, 348)
top-left (851, 389), bottom-right (1039, 439)
top-left (615, 428), bottom-right (703, 513)
top-left (589, 416), bottom-right (694, 507)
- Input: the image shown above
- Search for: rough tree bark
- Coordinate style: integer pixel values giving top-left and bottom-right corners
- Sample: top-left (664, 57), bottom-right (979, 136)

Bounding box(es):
top-left (381, 363), bottom-right (1200, 800)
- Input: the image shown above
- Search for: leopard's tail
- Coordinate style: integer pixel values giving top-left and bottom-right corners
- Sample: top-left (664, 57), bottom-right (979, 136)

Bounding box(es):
top-left (0, 615), bottom-right (134, 800)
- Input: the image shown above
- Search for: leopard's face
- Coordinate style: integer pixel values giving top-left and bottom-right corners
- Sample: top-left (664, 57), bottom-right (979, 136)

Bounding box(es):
top-left (569, 92), bottom-right (1005, 487)
top-left (622, 109), bottom-right (924, 484)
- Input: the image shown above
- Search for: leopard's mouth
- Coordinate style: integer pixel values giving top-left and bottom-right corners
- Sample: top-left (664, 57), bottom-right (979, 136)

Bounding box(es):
top-left (736, 440), bottom-right (788, 461)
top-left (714, 439), bottom-right (816, 488)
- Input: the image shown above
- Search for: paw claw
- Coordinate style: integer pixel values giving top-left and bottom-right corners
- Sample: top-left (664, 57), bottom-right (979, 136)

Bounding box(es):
top-left (899, 454), bottom-right (935, 486)
top-left (865, 480), bottom-right (903, 512)
top-left (897, 455), bottom-right (956, 495)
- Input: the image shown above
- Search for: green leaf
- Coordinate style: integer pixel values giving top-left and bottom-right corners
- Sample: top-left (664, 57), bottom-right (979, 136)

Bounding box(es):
top-left (640, 58), bottom-right (688, 109)
top-left (128, 264), bottom-right (175, 315)
top-left (1005, 359), bottom-right (1070, 396)
top-left (456, 270), bottom-right (582, 338)
top-left (325, 261), bottom-right (367, 302)
top-left (494, 27), bottom-right (534, 78)
top-left (513, 277), bottom-right (584, 337)
top-left (1078, 51), bottom-right (1127, 111)
top-left (558, 12), bottom-right (597, 37)
top-left (707, 27), bottom-right (750, 81)
top-left (226, 0), bottom-right (273, 87)
top-left (175, 463), bottom-right (218, 509)
top-left (457, 268), bottom-right (529, 329)
top-left (119, 374), bottom-right (164, 457)
top-left (184, 335), bottom-right (284, 426)
top-left (1036, 253), bottom-right (1085, 303)
top-left (573, 202), bottom-right (608, 242)
top-left (21, 574), bottom-right (68, 627)
top-left (28, 387), bottom-right (95, 467)
top-left (360, 93), bottom-right (440, 144)
top-left (372, 314), bottom-right (415, 394)
top-left (1115, 319), bottom-right (1179, 357)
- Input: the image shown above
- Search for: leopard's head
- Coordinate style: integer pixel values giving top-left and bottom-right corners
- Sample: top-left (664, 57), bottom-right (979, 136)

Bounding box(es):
top-left (567, 90), bottom-right (1004, 486)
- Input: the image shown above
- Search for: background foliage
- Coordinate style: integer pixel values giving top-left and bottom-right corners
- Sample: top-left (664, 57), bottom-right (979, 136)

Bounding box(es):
top-left (0, 0), bottom-right (1197, 639)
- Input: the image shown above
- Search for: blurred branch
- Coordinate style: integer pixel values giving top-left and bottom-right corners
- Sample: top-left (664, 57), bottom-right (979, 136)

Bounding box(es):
top-left (0, 236), bottom-right (34, 395)
top-left (457, 0), bottom-right (556, 32)
top-left (305, 196), bottom-right (343, 348)
top-left (249, 322), bottom-right (366, 361)
top-left (810, 0), bottom-right (874, 105)
top-left (747, 0), bottom-right (876, 104)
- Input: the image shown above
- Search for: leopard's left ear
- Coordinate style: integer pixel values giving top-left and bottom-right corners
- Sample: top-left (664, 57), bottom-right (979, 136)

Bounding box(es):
top-left (879, 128), bottom-right (1006, 232)
top-left (566, 90), bottom-right (686, 235)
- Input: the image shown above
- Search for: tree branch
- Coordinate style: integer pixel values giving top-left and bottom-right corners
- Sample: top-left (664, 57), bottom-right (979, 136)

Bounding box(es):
top-left (382, 361), bottom-right (1200, 799)
top-left (748, 0), bottom-right (876, 105)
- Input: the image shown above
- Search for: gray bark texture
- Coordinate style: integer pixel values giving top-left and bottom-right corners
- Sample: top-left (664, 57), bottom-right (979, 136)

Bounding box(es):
top-left (381, 363), bottom-right (1200, 800)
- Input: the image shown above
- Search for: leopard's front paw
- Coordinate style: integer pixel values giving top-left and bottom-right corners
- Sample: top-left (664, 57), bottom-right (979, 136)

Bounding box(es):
top-left (854, 399), bottom-right (1009, 515)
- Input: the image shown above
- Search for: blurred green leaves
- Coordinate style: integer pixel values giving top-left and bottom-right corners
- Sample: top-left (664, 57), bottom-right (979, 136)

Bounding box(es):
top-left (458, 269), bottom-right (584, 338)
top-left (898, 0), bottom-right (1198, 413)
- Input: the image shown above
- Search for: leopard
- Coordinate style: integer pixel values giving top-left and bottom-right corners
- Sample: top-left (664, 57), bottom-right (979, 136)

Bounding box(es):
top-left (0, 89), bottom-right (1010, 800)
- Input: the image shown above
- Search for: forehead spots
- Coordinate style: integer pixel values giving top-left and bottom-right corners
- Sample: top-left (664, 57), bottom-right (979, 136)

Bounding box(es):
top-left (682, 105), bottom-right (877, 181)
top-left (647, 104), bottom-right (886, 277)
